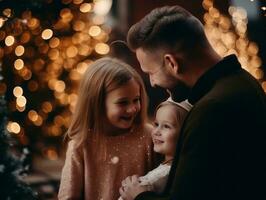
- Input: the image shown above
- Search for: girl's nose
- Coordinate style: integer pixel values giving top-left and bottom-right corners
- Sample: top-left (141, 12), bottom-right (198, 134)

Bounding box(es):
top-left (152, 127), bottom-right (161, 136)
top-left (127, 104), bottom-right (137, 114)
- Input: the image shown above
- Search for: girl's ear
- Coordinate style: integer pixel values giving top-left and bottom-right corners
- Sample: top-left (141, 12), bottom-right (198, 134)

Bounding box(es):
top-left (164, 54), bottom-right (179, 75)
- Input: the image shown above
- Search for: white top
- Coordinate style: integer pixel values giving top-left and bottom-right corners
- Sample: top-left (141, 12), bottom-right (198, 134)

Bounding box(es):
top-left (118, 163), bottom-right (171, 200)
top-left (139, 163), bottom-right (171, 193)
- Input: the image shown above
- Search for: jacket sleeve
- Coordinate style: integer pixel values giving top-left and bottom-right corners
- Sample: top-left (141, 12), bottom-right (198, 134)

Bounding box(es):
top-left (168, 100), bottom-right (228, 200)
top-left (135, 191), bottom-right (170, 200)
top-left (58, 140), bottom-right (84, 200)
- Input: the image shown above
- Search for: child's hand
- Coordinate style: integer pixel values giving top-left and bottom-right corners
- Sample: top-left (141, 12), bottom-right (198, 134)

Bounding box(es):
top-left (119, 175), bottom-right (148, 200)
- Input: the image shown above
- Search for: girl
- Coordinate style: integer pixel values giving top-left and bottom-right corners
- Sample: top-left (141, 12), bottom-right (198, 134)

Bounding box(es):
top-left (58, 57), bottom-right (155, 200)
top-left (119, 98), bottom-right (192, 199)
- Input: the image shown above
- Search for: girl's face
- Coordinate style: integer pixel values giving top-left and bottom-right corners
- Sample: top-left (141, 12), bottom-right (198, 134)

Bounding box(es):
top-left (105, 78), bottom-right (141, 132)
top-left (152, 105), bottom-right (181, 160)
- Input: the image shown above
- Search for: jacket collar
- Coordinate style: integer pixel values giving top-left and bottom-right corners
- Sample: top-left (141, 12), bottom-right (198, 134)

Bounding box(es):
top-left (187, 54), bottom-right (242, 104)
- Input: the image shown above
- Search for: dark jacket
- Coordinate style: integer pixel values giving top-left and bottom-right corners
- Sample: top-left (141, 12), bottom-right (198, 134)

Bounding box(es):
top-left (136, 55), bottom-right (266, 200)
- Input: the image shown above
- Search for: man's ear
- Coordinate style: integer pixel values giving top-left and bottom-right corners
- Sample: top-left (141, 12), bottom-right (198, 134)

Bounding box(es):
top-left (164, 54), bottom-right (179, 74)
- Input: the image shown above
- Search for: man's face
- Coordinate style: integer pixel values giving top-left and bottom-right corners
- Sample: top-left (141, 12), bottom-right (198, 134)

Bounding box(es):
top-left (136, 48), bottom-right (177, 89)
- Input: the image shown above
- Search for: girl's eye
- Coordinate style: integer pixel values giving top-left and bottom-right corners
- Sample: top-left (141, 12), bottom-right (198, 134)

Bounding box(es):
top-left (163, 124), bottom-right (171, 129)
top-left (153, 122), bottom-right (159, 127)
top-left (117, 101), bottom-right (128, 105)
top-left (133, 98), bottom-right (140, 103)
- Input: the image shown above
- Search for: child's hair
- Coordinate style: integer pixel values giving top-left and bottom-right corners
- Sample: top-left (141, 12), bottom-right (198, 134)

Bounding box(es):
top-left (66, 57), bottom-right (148, 147)
top-left (155, 99), bottom-right (192, 126)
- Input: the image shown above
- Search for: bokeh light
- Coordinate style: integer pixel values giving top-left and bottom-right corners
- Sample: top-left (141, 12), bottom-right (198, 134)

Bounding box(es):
top-left (15, 45), bottom-right (25, 56)
top-left (41, 29), bottom-right (53, 40)
top-left (95, 43), bottom-right (110, 54)
top-left (13, 86), bottom-right (23, 97)
top-left (89, 25), bottom-right (101, 37)
top-left (5, 35), bottom-right (15, 46)
top-left (14, 59), bottom-right (24, 70)
top-left (79, 3), bottom-right (92, 13)
top-left (7, 122), bottom-right (21, 134)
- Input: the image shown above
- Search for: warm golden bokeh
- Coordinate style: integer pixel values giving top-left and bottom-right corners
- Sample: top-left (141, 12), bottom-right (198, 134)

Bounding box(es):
top-left (95, 42), bottom-right (110, 55)
top-left (203, 0), bottom-right (264, 86)
top-left (14, 59), bottom-right (24, 70)
top-left (13, 86), bottom-right (23, 97)
top-left (15, 45), bottom-right (25, 56)
top-left (41, 29), bottom-right (53, 40)
top-left (0, 0), bottom-right (264, 167)
top-left (5, 35), bottom-right (15, 46)
top-left (79, 3), bottom-right (92, 13)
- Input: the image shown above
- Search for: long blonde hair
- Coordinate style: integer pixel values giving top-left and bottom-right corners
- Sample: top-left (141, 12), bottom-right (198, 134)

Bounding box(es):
top-left (66, 57), bottom-right (148, 148)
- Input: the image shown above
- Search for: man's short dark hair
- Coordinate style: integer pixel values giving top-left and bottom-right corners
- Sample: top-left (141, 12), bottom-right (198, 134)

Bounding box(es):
top-left (127, 5), bottom-right (208, 55)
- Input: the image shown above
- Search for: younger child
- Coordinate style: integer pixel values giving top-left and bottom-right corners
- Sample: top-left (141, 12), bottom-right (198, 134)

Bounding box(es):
top-left (58, 57), bottom-right (156, 200)
top-left (119, 98), bottom-right (192, 199)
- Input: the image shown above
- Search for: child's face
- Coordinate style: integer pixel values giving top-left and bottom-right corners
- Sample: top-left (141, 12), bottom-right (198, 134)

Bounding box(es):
top-left (152, 105), bottom-right (181, 159)
top-left (105, 79), bottom-right (141, 132)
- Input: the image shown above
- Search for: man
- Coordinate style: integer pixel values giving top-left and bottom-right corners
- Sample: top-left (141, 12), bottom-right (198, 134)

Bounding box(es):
top-left (119, 5), bottom-right (266, 200)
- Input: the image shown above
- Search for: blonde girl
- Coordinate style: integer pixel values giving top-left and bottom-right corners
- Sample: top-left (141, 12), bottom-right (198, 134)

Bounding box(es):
top-left (58, 57), bottom-right (155, 200)
top-left (119, 98), bottom-right (192, 199)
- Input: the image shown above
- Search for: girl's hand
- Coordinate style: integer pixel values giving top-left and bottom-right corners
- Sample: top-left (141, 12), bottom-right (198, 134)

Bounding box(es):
top-left (119, 175), bottom-right (148, 200)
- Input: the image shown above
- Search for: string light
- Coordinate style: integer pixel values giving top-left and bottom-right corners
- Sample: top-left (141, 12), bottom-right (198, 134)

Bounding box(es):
top-left (66, 46), bottom-right (78, 58)
top-left (14, 59), bottom-right (24, 70)
top-left (28, 110), bottom-right (38, 121)
top-left (1, 1), bottom-right (112, 157)
top-left (93, 0), bottom-right (113, 16)
top-left (7, 121), bottom-right (21, 134)
top-left (13, 86), bottom-right (23, 97)
top-left (95, 42), bottom-right (110, 54)
top-left (49, 37), bottom-right (60, 48)
top-left (42, 101), bottom-right (53, 113)
top-left (43, 147), bottom-right (58, 160)
top-left (16, 96), bottom-right (27, 107)
top-left (0, 18), bottom-right (6, 28)
top-left (89, 25), bottom-right (101, 37)
top-left (73, 0), bottom-right (84, 5)
top-left (5, 35), bottom-right (15, 46)
top-left (79, 3), bottom-right (92, 13)
top-left (3, 8), bottom-right (12, 18)
top-left (41, 29), bottom-right (53, 40)
top-left (202, 0), bottom-right (265, 90)
top-left (73, 20), bottom-right (86, 31)
top-left (15, 45), bottom-right (25, 56)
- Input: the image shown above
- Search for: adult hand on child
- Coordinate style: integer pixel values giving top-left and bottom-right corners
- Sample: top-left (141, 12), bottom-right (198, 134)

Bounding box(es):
top-left (119, 175), bottom-right (148, 200)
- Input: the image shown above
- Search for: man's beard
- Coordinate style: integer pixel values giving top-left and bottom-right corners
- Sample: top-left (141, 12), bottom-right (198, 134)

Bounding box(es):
top-left (168, 81), bottom-right (191, 102)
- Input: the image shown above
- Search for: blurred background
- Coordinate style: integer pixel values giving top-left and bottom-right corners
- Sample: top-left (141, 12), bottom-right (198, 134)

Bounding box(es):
top-left (0, 0), bottom-right (265, 199)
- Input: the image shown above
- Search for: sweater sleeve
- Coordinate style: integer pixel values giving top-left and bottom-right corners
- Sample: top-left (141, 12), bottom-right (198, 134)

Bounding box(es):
top-left (58, 140), bottom-right (84, 200)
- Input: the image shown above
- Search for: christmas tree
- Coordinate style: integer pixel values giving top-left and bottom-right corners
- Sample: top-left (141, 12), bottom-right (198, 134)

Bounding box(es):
top-left (0, 0), bottom-right (112, 159)
top-left (0, 93), bottom-right (36, 199)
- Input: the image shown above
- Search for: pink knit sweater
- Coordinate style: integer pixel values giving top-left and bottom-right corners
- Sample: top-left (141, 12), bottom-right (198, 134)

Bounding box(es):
top-left (58, 128), bottom-right (155, 200)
